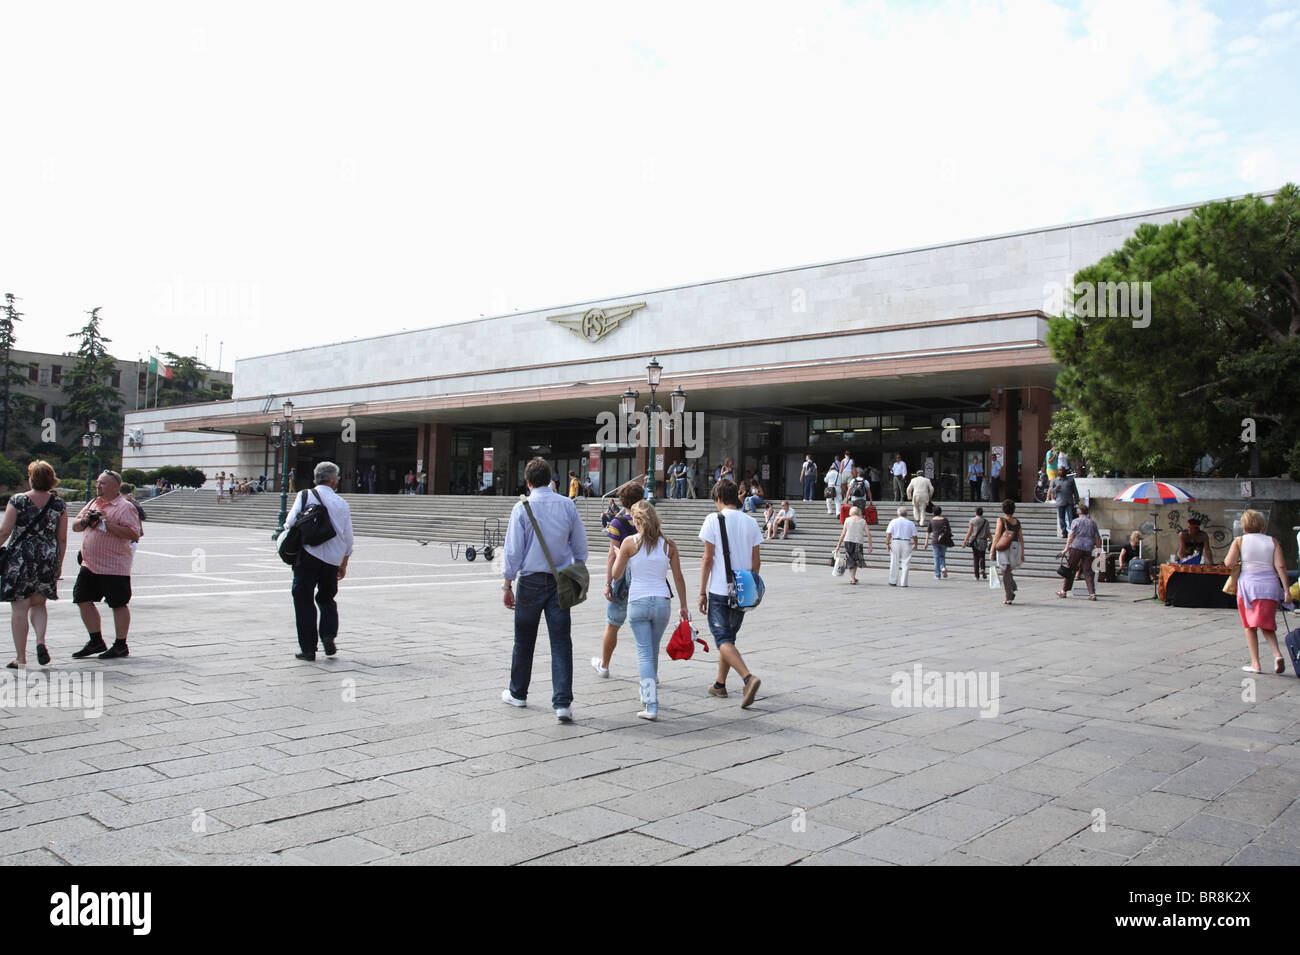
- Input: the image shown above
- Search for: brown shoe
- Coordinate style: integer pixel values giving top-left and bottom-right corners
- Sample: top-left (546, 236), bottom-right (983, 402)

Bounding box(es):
top-left (708, 683), bottom-right (728, 698)
top-left (741, 676), bottom-right (761, 709)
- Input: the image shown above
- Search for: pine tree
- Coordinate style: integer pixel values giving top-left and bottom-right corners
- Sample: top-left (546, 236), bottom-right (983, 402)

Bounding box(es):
top-left (63, 307), bottom-right (123, 456)
top-left (0, 293), bottom-right (37, 453)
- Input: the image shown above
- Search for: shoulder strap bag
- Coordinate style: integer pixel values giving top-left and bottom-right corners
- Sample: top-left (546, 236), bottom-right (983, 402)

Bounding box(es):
top-left (521, 497), bottom-right (589, 609)
top-left (0, 494), bottom-right (57, 575)
top-left (716, 510), bottom-right (764, 611)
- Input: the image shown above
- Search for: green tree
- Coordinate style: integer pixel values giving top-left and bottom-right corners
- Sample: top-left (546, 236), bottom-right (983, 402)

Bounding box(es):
top-left (0, 293), bottom-right (38, 453)
top-left (0, 451), bottom-right (24, 489)
top-left (152, 351), bottom-right (232, 407)
top-left (62, 307), bottom-right (123, 458)
top-left (1046, 184), bottom-right (1300, 477)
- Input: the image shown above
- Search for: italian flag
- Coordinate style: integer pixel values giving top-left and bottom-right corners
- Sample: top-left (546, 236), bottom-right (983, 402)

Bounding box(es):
top-left (149, 357), bottom-right (173, 379)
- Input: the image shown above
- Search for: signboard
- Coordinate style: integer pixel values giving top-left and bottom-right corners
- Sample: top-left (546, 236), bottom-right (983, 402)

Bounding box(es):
top-left (587, 446), bottom-right (601, 474)
top-left (483, 447), bottom-right (494, 488)
top-left (963, 426), bottom-right (991, 443)
top-left (655, 453), bottom-right (664, 475)
top-left (991, 446), bottom-right (1004, 464)
top-left (761, 464), bottom-right (770, 480)
top-left (1240, 481), bottom-right (1253, 497)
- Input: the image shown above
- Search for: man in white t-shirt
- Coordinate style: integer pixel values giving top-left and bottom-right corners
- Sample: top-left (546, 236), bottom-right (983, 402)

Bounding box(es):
top-left (698, 479), bottom-right (764, 708)
top-left (771, 502), bottom-right (795, 540)
top-left (890, 454), bottom-right (908, 501)
top-left (885, 506), bottom-right (918, 587)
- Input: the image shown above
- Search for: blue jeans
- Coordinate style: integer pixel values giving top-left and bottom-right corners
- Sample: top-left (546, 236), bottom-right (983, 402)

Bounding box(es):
top-left (706, 592), bottom-right (745, 646)
top-left (628, 596), bottom-right (670, 715)
top-left (606, 568), bottom-right (631, 627)
top-left (933, 543), bottom-right (948, 577)
top-left (510, 574), bottom-right (573, 708)
top-left (1057, 504), bottom-right (1076, 536)
top-left (802, 475), bottom-right (815, 500)
top-left (675, 477), bottom-right (686, 498)
top-left (744, 495), bottom-right (764, 512)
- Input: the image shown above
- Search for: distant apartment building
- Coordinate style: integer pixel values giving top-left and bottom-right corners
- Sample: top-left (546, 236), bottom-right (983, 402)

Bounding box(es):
top-left (3, 349), bottom-right (232, 450)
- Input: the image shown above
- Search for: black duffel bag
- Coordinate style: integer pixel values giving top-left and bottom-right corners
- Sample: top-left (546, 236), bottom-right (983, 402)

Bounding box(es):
top-left (278, 489), bottom-right (337, 565)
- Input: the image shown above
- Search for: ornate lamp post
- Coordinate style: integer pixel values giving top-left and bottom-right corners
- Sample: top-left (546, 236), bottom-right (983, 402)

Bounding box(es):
top-left (271, 400), bottom-right (303, 537)
top-left (81, 419), bottom-right (102, 500)
top-left (619, 359), bottom-right (685, 503)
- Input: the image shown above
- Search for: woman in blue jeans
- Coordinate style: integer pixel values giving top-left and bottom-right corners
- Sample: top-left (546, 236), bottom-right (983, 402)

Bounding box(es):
top-left (923, 505), bottom-right (953, 579)
top-left (609, 501), bottom-right (690, 720)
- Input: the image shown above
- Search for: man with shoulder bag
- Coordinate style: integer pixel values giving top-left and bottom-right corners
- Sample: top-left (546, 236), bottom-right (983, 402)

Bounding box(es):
top-left (279, 462), bottom-right (353, 661)
top-left (698, 479), bottom-right (764, 708)
top-left (501, 457), bottom-right (589, 722)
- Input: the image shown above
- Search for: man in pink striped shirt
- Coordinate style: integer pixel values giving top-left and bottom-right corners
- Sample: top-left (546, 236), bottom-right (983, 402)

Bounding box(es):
top-left (70, 470), bottom-right (142, 661)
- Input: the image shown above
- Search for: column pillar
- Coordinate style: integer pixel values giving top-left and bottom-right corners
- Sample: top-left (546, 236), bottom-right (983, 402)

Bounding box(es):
top-left (989, 387), bottom-right (1011, 502)
top-left (1019, 386), bottom-right (1052, 502)
top-left (426, 423), bottom-right (453, 494)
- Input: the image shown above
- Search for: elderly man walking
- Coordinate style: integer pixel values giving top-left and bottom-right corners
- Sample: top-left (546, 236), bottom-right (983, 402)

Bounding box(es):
top-left (885, 506), bottom-right (918, 587)
top-left (70, 470), bottom-right (143, 660)
top-left (501, 457), bottom-right (589, 722)
top-left (907, 472), bottom-right (934, 527)
top-left (283, 461), bottom-right (354, 661)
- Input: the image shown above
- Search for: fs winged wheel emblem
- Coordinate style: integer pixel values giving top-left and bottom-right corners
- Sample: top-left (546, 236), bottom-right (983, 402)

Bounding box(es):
top-left (547, 302), bottom-right (646, 343)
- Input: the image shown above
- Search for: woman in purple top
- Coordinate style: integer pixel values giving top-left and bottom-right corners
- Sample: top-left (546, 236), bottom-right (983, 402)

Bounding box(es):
top-left (1224, 509), bottom-right (1293, 674)
top-left (1057, 503), bottom-right (1100, 600)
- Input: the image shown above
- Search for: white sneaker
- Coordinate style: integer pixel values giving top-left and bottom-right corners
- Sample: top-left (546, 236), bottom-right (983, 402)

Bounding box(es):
top-left (555, 706), bottom-right (573, 723)
top-left (636, 709), bottom-right (657, 721)
top-left (591, 657), bottom-right (610, 678)
top-left (502, 689), bottom-right (526, 708)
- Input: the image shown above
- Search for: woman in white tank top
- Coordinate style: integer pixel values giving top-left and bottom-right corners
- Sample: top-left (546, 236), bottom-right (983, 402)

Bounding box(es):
top-left (610, 502), bottom-right (690, 721)
top-left (1224, 509), bottom-right (1293, 674)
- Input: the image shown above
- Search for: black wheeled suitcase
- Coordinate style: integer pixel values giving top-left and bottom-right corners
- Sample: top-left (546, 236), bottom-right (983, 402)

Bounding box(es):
top-left (1128, 558), bottom-right (1152, 585)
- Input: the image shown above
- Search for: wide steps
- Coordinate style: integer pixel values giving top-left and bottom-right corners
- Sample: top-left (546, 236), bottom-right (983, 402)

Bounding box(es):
top-left (142, 492), bottom-right (1075, 578)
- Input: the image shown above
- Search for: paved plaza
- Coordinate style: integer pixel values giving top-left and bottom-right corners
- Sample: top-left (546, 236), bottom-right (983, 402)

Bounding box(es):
top-left (1, 520), bottom-right (1297, 866)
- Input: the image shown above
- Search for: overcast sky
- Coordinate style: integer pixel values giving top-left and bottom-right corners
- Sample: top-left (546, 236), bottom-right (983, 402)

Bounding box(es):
top-left (2, 0), bottom-right (1297, 370)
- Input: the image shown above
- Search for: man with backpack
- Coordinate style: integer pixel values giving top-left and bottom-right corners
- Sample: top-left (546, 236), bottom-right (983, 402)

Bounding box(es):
top-left (282, 461), bottom-right (354, 661)
top-left (698, 479), bottom-right (763, 708)
top-left (800, 455), bottom-right (818, 501)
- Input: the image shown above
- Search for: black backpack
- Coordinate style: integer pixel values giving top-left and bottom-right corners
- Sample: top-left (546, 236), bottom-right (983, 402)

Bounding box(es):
top-left (277, 489), bottom-right (337, 565)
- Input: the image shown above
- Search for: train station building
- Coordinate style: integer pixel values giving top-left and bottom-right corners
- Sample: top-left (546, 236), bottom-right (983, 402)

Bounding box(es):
top-left (122, 194), bottom-right (1249, 501)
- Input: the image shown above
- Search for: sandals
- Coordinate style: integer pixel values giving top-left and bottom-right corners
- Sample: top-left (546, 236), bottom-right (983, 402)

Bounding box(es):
top-left (1241, 665), bottom-right (1262, 673)
top-left (1056, 591), bottom-right (1068, 598)
top-left (1275, 657), bottom-right (1286, 674)
top-left (1088, 594), bottom-right (1097, 601)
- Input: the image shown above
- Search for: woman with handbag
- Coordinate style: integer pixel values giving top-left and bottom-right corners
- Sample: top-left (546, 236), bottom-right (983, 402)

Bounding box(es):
top-left (0, 461), bottom-right (67, 667)
top-left (992, 499), bottom-right (1024, 606)
top-left (962, 506), bottom-right (990, 580)
top-left (609, 501), bottom-right (690, 721)
top-left (1224, 509), bottom-right (1293, 674)
top-left (834, 505), bottom-right (872, 585)
top-left (923, 505), bottom-right (954, 579)
top-left (1057, 503), bottom-right (1100, 600)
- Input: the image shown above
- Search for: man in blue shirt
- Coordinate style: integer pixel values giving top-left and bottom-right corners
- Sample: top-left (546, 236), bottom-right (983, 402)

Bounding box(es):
top-left (501, 457), bottom-right (589, 722)
top-left (990, 451), bottom-right (1004, 502)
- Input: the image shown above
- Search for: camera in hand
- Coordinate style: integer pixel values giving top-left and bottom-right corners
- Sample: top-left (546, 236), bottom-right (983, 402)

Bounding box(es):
top-left (84, 509), bottom-right (103, 527)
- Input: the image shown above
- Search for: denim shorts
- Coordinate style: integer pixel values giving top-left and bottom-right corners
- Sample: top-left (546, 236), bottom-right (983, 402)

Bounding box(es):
top-left (706, 592), bottom-right (745, 646)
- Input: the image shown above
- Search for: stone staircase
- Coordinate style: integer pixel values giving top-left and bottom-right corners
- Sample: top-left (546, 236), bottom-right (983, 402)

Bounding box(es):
top-left (143, 489), bottom-right (1079, 579)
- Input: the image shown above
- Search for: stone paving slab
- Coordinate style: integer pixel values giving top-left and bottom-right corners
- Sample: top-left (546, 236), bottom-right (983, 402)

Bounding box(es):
top-left (1, 522), bottom-right (1298, 865)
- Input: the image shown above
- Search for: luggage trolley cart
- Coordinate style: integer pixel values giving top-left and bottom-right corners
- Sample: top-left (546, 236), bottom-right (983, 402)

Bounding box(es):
top-left (451, 517), bottom-right (504, 563)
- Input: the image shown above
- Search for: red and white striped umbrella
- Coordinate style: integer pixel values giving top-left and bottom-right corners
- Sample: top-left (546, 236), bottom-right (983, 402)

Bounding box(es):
top-left (1113, 481), bottom-right (1195, 504)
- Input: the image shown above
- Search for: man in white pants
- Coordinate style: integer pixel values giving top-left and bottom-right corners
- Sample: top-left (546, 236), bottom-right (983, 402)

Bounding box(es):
top-left (885, 507), bottom-right (918, 587)
top-left (907, 472), bottom-right (934, 527)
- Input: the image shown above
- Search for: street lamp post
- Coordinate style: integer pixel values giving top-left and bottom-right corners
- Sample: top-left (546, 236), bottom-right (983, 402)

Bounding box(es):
top-left (81, 419), bottom-right (102, 500)
top-left (619, 359), bottom-right (685, 504)
top-left (271, 400), bottom-right (303, 538)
